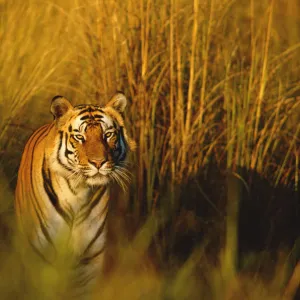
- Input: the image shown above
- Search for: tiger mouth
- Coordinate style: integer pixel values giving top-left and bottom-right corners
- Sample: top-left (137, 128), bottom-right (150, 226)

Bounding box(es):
top-left (90, 168), bottom-right (113, 177)
top-left (98, 169), bottom-right (112, 176)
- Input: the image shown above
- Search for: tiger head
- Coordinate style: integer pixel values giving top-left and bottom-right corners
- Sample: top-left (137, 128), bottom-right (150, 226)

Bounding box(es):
top-left (49, 92), bottom-right (136, 187)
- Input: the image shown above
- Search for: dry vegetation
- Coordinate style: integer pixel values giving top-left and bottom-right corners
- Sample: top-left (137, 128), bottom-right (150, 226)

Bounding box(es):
top-left (0, 0), bottom-right (300, 299)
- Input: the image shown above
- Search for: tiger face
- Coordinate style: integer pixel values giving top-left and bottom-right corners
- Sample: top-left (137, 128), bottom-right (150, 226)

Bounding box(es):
top-left (49, 93), bottom-right (136, 186)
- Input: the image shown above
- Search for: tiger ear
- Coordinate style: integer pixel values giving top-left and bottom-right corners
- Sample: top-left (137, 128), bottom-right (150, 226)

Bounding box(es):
top-left (106, 92), bottom-right (127, 113)
top-left (50, 95), bottom-right (73, 119)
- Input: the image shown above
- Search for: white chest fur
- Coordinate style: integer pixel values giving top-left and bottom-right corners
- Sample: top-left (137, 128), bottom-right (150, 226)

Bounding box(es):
top-left (36, 171), bottom-right (109, 263)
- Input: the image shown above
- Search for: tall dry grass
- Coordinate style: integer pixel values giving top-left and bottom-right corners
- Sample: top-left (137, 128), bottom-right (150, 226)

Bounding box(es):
top-left (0, 0), bottom-right (299, 298)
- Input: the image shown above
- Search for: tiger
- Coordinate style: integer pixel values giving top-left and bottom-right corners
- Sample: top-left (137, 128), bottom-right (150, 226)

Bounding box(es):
top-left (15, 92), bottom-right (136, 295)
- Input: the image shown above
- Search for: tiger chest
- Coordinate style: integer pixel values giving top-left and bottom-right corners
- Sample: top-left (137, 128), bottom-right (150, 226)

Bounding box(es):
top-left (43, 185), bottom-right (108, 261)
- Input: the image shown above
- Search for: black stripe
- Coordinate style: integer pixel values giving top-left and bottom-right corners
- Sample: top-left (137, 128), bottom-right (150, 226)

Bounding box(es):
top-left (78, 108), bottom-right (90, 115)
top-left (26, 124), bottom-right (57, 259)
top-left (79, 121), bottom-right (88, 132)
top-left (82, 214), bottom-right (108, 256)
top-left (66, 178), bottom-right (76, 195)
top-left (56, 132), bottom-right (73, 172)
top-left (42, 157), bottom-right (73, 226)
top-left (37, 215), bottom-right (55, 248)
top-left (77, 107), bottom-right (96, 115)
top-left (26, 124), bottom-right (52, 154)
top-left (68, 125), bottom-right (72, 132)
top-left (80, 115), bottom-right (90, 121)
top-left (69, 139), bottom-right (76, 149)
top-left (58, 131), bottom-right (63, 150)
top-left (76, 187), bottom-right (107, 225)
top-left (18, 125), bottom-right (51, 249)
top-left (93, 114), bottom-right (103, 119)
top-left (72, 271), bottom-right (95, 290)
top-left (80, 247), bottom-right (105, 265)
top-left (64, 133), bottom-right (73, 158)
top-left (28, 238), bottom-right (53, 265)
top-left (29, 125), bottom-right (52, 222)
top-left (21, 177), bottom-right (56, 264)
top-left (88, 195), bottom-right (108, 220)
top-left (26, 177), bottom-right (55, 251)
top-left (65, 202), bottom-right (75, 221)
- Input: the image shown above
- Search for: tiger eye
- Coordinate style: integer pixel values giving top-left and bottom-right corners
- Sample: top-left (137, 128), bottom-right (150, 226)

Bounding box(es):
top-left (104, 132), bottom-right (115, 139)
top-left (74, 134), bottom-right (85, 142)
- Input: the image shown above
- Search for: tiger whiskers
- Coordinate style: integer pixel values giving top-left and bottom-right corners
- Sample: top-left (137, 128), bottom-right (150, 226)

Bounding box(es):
top-left (109, 172), bottom-right (126, 192)
top-left (119, 161), bottom-right (133, 168)
top-left (109, 166), bottom-right (133, 192)
top-left (115, 166), bottom-right (132, 183)
top-left (67, 170), bottom-right (84, 189)
top-left (67, 170), bottom-right (80, 181)
top-left (109, 172), bottom-right (127, 192)
top-left (74, 173), bottom-right (85, 188)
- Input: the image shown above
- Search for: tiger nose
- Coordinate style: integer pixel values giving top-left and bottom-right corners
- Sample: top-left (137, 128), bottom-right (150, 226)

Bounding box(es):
top-left (89, 159), bottom-right (106, 169)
